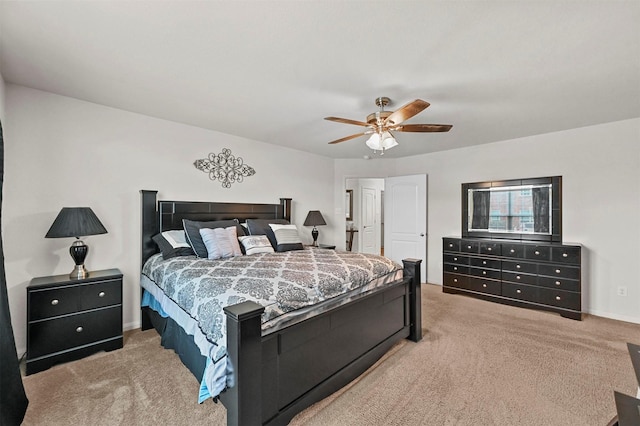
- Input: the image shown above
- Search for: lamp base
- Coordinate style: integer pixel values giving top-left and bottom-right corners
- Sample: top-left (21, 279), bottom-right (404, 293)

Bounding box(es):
top-left (70, 264), bottom-right (89, 280)
top-left (311, 228), bottom-right (319, 247)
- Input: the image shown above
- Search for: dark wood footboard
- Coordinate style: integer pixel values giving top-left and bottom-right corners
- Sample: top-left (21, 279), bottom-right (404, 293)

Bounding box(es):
top-left (221, 259), bottom-right (422, 426)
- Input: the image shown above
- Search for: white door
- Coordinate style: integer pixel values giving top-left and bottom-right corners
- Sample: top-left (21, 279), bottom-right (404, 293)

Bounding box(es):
top-left (360, 187), bottom-right (378, 254)
top-left (384, 174), bottom-right (427, 280)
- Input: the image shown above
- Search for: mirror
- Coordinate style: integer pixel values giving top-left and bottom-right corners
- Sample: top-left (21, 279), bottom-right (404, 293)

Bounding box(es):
top-left (345, 190), bottom-right (353, 221)
top-left (462, 176), bottom-right (562, 242)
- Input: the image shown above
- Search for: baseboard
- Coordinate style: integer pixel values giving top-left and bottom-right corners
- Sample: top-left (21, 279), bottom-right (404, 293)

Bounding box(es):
top-left (587, 310), bottom-right (640, 325)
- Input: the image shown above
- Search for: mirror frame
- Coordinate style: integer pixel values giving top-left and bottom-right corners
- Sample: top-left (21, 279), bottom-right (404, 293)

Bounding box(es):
top-left (461, 176), bottom-right (562, 242)
top-left (345, 189), bottom-right (353, 221)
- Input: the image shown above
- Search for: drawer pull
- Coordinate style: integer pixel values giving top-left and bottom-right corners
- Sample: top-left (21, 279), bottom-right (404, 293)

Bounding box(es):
top-left (467, 245), bottom-right (472, 249)
top-left (482, 284), bottom-right (487, 288)
top-left (449, 243), bottom-right (453, 248)
top-left (555, 281), bottom-right (561, 286)
top-left (516, 289), bottom-right (522, 294)
top-left (555, 296), bottom-right (561, 301)
top-left (482, 261), bottom-right (487, 265)
top-left (510, 249), bottom-right (515, 253)
top-left (76, 326), bottom-right (84, 333)
top-left (488, 247), bottom-right (492, 251)
top-left (516, 264), bottom-right (521, 269)
top-left (453, 278), bottom-right (458, 283)
top-left (51, 299), bottom-right (59, 306)
top-left (99, 291), bottom-right (106, 297)
top-left (563, 253), bottom-right (568, 258)
top-left (555, 269), bottom-right (561, 274)
top-left (453, 257), bottom-right (458, 261)
top-left (482, 271), bottom-right (487, 275)
top-left (516, 275), bottom-right (521, 280)
top-left (535, 251), bottom-right (540, 255)
top-left (453, 267), bottom-right (458, 271)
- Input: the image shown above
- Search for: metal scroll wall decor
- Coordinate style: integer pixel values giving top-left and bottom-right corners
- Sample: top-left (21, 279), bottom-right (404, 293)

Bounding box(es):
top-left (194, 148), bottom-right (256, 188)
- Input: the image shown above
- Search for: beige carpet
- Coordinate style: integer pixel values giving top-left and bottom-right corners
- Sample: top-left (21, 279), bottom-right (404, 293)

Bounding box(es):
top-left (22, 284), bottom-right (640, 425)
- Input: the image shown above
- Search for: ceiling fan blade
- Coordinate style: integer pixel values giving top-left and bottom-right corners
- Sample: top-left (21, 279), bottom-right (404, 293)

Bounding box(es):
top-left (384, 99), bottom-right (430, 126)
top-left (325, 116), bottom-right (371, 127)
top-left (393, 124), bottom-right (453, 132)
top-left (328, 132), bottom-right (370, 144)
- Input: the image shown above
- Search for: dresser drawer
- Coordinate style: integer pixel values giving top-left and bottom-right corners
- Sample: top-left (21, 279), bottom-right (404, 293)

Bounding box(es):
top-left (502, 260), bottom-right (537, 274)
top-left (443, 238), bottom-right (460, 252)
top-left (538, 264), bottom-right (580, 280)
top-left (537, 276), bottom-right (580, 292)
top-left (461, 240), bottom-right (479, 254)
top-left (467, 277), bottom-right (501, 296)
top-left (502, 271), bottom-right (537, 286)
top-left (29, 278), bottom-right (122, 321)
top-left (444, 254), bottom-right (469, 265)
top-left (469, 267), bottom-right (501, 280)
top-left (479, 242), bottom-right (501, 256)
top-left (28, 305), bottom-right (122, 359)
top-left (524, 245), bottom-right (551, 261)
top-left (551, 246), bottom-right (581, 265)
top-left (502, 282), bottom-right (537, 303)
top-left (444, 273), bottom-right (468, 289)
top-left (444, 263), bottom-right (469, 275)
top-left (469, 257), bottom-right (501, 270)
top-left (538, 287), bottom-right (580, 311)
top-left (502, 243), bottom-right (525, 259)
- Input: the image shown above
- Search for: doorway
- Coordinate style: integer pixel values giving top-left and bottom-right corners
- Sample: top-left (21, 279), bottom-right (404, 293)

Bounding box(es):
top-left (345, 178), bottom-right (384, 255)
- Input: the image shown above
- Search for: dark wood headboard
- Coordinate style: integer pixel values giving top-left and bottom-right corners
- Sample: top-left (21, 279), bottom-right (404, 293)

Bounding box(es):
top-left (140, 190), bottom-right (292, 267)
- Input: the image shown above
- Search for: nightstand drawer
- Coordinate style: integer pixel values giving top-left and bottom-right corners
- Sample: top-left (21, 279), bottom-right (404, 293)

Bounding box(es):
top-left (28, 305), bottom-right (122, 359)
top-left (29, 278), bottom-right (122, 321)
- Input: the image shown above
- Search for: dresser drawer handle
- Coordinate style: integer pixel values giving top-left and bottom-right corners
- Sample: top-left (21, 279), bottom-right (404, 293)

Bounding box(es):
top-left (51, 299), bottom-right (59, 306)
top-left (467, 245), bottom-right (472, 249)
top-left (555, 281), bottom-right (561, 286)
top-left (516, 275), bottom-right (521, 280)
top-left (516, 264), bottom-right (521, 269)
top-left (535, 251), bottom-right (540, 255)
top-left (76, 326), bottom-right (84, 333)
top-left (482, 284), bottom-right (487, 288)
top-left (99, 291), bottom-right (105, 297)
top-left (482, 271), bottom-right (487, 275)
top-left (510, 249), bottom-right (515, 253)
top-left (482, 261), bottom-right (487, 265)
top-left (453, 278), bottom-right (458, 283)
top-left (449, 243), bottom-right (453, 248)
top-left (453, 267), bottom-right (458, 271)
top-left (516, 289), bottom-right (522, 294)
top-left (555, 296), bottom-right (561, 301)
top-left (487, 247), bottom-right (492, 251)
top-left (555, 269), bottom-right (561, 274)
top-left (562, 253), bottom-right (568, 257)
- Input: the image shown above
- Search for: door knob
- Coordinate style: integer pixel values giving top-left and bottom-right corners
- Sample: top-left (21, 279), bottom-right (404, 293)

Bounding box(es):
top-left (420, 233), bottom-right (425, 237)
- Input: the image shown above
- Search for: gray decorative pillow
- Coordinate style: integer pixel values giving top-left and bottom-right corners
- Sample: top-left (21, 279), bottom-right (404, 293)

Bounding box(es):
top-left (199, 226), bottom-right (243, 260)
top-left (238, 235), bottom-right (275, 255)
top-left (183, 219), bottom-right (243, 258)
top-left (152, 230), bottom-right (195, 259)
top-left (269, 224), bottom-right (303, 252)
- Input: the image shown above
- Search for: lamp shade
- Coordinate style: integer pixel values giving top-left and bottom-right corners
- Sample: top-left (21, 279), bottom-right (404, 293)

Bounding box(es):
top-left (303, 210), bottom-right (326, 227)
top-left (45, 207), bottom-right (108, 238)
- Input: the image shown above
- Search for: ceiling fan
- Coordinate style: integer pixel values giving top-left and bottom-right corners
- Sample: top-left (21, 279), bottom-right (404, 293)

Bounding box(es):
top-left (325, 97), bottom-right (452, 154)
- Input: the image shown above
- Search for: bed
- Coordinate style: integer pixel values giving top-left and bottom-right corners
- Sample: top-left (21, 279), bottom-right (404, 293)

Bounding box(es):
top-left (139, 190), bottom-right (422, 425)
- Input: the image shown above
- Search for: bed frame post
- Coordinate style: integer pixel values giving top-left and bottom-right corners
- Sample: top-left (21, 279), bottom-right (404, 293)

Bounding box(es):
top-left (403, 258), bottom-right (422, 342)
top-left (140, 190), bottom-right (158, 331)
top-left (223, 301), bottom-right (265, 426)
top-left (280, 198), bottom-right (292, 222)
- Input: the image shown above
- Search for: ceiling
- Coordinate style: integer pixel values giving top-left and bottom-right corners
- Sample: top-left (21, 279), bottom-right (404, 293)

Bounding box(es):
top-left (1, 1), bottom-right (638, 159)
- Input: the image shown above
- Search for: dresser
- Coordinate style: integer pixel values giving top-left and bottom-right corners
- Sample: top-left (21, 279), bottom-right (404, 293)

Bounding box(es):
top-left (26, 268), bottom-right (123, 375)
top-left (443, 237), bottom-right (582, 320)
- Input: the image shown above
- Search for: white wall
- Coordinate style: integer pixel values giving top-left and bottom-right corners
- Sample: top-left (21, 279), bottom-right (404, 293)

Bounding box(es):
top-left (334, 119), bottom-right (640, 324)
top-left (0, 72), bottom-right (5, 122)
top-left (4, 85), bottom-right (335, 355)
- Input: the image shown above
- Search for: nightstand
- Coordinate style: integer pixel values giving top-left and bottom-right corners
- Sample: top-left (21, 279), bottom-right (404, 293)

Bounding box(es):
top-left (26, 268), bottom-right (123, 375)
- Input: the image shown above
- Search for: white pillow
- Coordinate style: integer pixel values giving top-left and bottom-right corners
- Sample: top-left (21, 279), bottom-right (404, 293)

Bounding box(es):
top-left (199, 226), bottom-right (243, 260)
top-left (269, 224), bottom-right (303, 252)
top-left (238, 235), bottom-right (275, 255)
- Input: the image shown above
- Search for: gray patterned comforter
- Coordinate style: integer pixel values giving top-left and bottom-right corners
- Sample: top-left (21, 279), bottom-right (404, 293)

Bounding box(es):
top-left (142, 247), bottom-right (401, 345)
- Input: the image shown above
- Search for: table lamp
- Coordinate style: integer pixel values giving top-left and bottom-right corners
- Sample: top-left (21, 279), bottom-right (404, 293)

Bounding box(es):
top-left (45, 207), bottom-right (108, 279)
top-left (303, 210), bottom-right (326, 247)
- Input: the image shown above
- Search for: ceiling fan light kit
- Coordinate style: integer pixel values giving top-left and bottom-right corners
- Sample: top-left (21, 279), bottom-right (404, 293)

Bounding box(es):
top-left (325, 97), bottom-right (452, 154)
